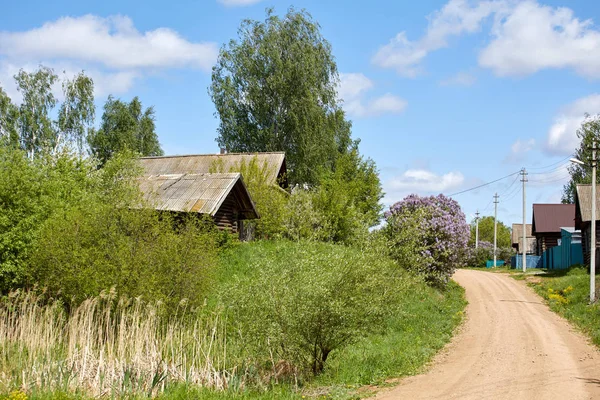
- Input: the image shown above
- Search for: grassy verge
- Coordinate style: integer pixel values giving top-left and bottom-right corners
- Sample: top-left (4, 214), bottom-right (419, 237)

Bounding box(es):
top-left (512, 266), bottom-right (600, 346)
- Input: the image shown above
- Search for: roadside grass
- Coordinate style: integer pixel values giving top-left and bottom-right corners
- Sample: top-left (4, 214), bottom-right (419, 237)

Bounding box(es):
top-left (512, 266), bottom-right (600, 346)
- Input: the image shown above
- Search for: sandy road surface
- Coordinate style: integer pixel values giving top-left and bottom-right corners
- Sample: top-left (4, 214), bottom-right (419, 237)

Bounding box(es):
top-left (376, 269), bottom-right (600, 400)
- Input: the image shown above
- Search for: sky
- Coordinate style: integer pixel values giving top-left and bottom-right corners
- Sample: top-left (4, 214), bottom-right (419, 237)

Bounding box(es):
top-left (2, 0), bottom-right (600, 228)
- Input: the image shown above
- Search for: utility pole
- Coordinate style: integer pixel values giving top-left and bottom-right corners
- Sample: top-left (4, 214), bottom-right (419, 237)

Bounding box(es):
top-left (475, 210), bottom-right (480, 249)
top-left (521, 169), bottom-right (528, 272)
top-left (591, 141), bottom-right (597, 303)
top-left (494, 193), bottom-right (499, 267)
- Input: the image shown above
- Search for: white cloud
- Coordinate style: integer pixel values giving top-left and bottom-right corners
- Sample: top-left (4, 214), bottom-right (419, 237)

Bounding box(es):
top-left (480, 2), bottom-right (600, 77)
top-left (440, 71), bottom-right (477, 86)
top-left (0, 15), bottom-right (218, 71)
top-left (545, 94), bottom-right (600, 155)
top-left (505, 138), bottom-right (535, 162)
top-left (218, 0), bottom-right (263, 6)
top-left (338, 73), bottom-right (407, 118)
top-left (375, 0), bottom-right (600, 79)
top-left (384, 168), bottom-right (465, 204)
top-left (372, 0), bottom-right (504, 76)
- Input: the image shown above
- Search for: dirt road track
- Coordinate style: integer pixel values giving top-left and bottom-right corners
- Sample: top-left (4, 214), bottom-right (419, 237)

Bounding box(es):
top-left (376, 269), bottom-right (600, 400)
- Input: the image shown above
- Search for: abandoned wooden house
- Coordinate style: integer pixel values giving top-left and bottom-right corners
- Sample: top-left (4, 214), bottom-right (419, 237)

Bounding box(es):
top-left (531, 203), bottom-right (575, 256)
top-left (574, 184), bottom-right (600, 268)
top-left (138, 172), bottom-right (258, 235)
top-left (137, 152), bottom-right (287, 237)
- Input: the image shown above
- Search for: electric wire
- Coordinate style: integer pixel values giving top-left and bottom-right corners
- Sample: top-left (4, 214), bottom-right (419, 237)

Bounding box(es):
top-left (447, 171), bottom-right (521, 197)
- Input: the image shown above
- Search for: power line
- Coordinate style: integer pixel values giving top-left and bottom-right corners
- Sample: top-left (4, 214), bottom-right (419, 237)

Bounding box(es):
top-left (447, 171), bottom-right (521, 197)
top-left (526, 154), bottom-right (574, 171)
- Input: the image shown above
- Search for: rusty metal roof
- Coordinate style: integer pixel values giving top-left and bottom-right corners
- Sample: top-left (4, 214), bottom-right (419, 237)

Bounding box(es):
top-left (139, 152), bottom-right (286, 187)
top-left (138, 173), bottom-right (258, 218)
top-left (511, 223), bottom-right (533, 245)
top-left (532, 204), bottom-right (575, 234)
top-left (574, 184), bottom-right (600, 224)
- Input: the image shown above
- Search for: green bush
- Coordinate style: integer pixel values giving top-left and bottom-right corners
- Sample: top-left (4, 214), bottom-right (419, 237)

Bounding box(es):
top-left (222, 241), bottom-right (409, 377)
top-left (29, 207), bottom-right (218, 311)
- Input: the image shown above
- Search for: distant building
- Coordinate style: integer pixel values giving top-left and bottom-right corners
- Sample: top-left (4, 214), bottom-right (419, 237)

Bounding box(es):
top-left (511, 223), bottom-right (535, 254)
top-left (531, 204), bottom-right (575, 256)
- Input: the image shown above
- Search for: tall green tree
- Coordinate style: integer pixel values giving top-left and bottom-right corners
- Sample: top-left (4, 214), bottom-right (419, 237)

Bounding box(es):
top-left (88, 96), bottom-right (163, 164)
top-left (57, 71), bottom-right (95, 156)
top-left (469, 216), bottom-right (512, 249)
top-left (209, 8), bottom-right (352, 185)
top-left (1, 67), bottom-right (95, 158)
top-left (0, 87), bottom-right (19, 147)
top-left (562, 115), bottom-right (600, 203)
top-left (15, 67), bottom-right (57, 159)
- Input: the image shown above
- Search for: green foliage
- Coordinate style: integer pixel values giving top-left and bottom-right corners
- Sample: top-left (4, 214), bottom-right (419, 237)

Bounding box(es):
top-left (57, 72), bottom-right (95, 155)
top-left (317, 148), bottom-right (384, 229)
top-left (563, 115), bottom-right (600, 203)
top-left (223, 241), bottom-right (408, 377)
top-left (210, 8), bottom-right (352, 185)
top-left (0, 147), bottom-right (101, 291)
top-left (30, 208), bottom-right (217, 310)
top-left (0, 87), bottom-right (19, 147)
top-left (469, 216), bottom-right (511, 248)
top-left (88, 96), bottom-right (163, 165)
top-left (14, 67), bottom-right (58, 159)
top-left (317, 281), bottom-right (465, 386)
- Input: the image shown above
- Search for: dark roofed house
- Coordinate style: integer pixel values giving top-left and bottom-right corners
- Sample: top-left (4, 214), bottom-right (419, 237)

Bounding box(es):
top-left (574, 184), bottom-right (600, 268)
top-left (531, 204), bottom-right (575, 256)
top-left (511, 223), bottom-right (536, 254)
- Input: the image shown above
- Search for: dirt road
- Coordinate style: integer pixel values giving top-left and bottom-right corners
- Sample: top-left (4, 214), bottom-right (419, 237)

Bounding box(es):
top-left (376, 269), bottom-right (600, 400)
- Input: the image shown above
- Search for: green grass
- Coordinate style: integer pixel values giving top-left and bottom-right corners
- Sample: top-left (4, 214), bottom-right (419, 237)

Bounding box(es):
top-left (514, 266), bottom-right (600, 346)
top-left (315, 281), bottom-right (465, 387)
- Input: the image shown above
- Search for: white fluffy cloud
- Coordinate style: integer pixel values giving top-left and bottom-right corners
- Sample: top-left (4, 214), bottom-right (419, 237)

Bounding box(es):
top-left (0, 15), bottom-right (218, 99)
top-left (372, 0), bottom-right (504, 77)
top-left (218, 0), bottom-right (263, 6)
top-left (338, 73), bottom-right (407, 118)
top-left (0, 15), bottom-right (218, 71)
top-left (480, 2), bottom-right (600, 77)
top-left (384, 169), bottom-right (465, 203)
top-left (375, 0), bottom-right (600, 79)
top-left (545, 94), bottom-right (600, 155)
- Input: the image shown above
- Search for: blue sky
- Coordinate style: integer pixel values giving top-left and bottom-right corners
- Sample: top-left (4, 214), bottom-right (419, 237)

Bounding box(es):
top-left (2, 0), bottom-right (600, 227)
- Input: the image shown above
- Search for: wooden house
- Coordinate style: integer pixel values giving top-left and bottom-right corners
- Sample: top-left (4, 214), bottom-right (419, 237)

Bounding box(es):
top-left (574, 184), bottom-right (600, 268)
top-left (137, 152), bottom-right (288, 238)
top-left (139, 173), bottom-right (258, 235)
top-left (531, 204), bottom-right (575, 256)
top-left (511, 223), bottom-right (536, 254)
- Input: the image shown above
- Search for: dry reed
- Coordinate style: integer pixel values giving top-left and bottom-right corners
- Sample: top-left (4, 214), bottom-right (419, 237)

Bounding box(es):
top-left (0, 289), bottom-right (237, 397)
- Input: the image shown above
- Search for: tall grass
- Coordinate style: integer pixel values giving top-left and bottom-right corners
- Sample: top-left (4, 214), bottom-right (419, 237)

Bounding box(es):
top-left (0, 289), bottom-right (234, 397)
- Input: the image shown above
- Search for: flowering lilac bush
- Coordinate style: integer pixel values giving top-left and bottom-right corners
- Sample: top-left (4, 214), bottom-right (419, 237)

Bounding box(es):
top-left (384, 194), bottom-right (470, 287)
